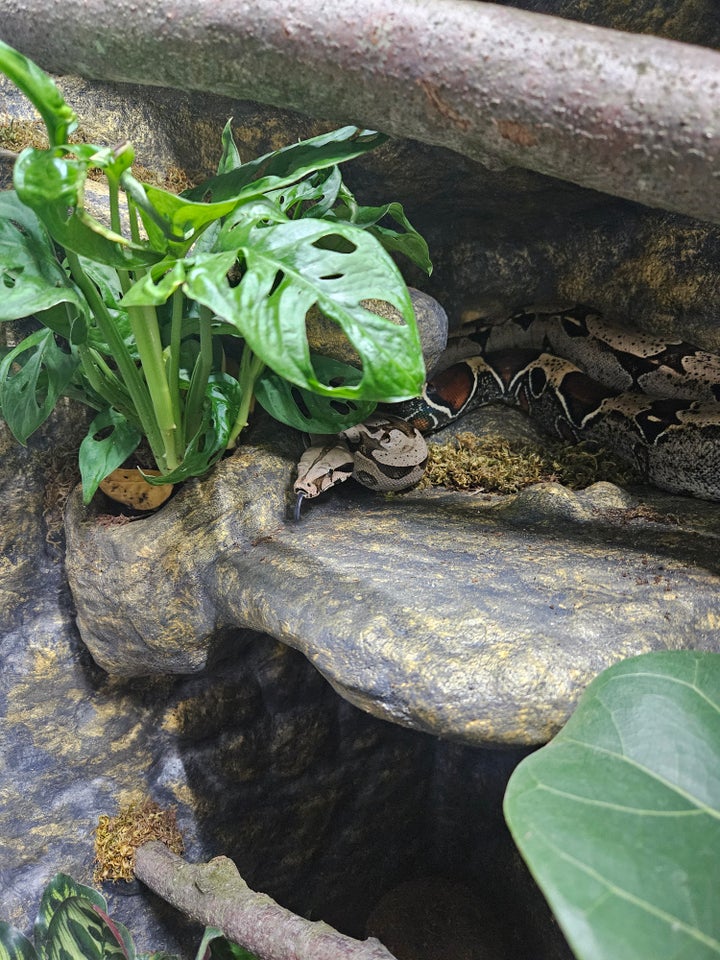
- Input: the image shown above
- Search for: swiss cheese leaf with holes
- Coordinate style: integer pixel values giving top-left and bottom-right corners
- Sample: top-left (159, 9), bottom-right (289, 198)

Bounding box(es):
top-left (0, 190), bottom-right (85, 322)
top-left (255, 355), bottom-right (376, 432)
top-left (78, 408), bottom-right (142, 504)
top-left (504, 650), bottom-right (720, 960)
top-left (0, 328), bottom-right (80, 443)
top-left (184, 214), bottom-right (425, 402)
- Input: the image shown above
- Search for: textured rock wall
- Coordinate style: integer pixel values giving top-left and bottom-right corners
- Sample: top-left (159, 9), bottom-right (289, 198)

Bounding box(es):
top-left (2, 411), bottom-right (569, 954)
top-left (64, 412), bottom-right (720, 747)
top-left (2, 1), bottom-right (720, 954)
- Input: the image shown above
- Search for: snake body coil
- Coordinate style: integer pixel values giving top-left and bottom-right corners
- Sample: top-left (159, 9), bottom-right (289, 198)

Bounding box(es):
top-left (294, 307), bottom-right (720, 511)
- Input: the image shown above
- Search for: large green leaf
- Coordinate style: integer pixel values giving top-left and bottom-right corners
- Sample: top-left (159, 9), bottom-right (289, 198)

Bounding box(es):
top-left (136, 127), bottom-right (383, 245)
top-left (34, 875), bottom-right (108, 954)
top-left (45, 898), bottom-right (134, 960)
top-left (255, 355), bottom-right (376, 432)
top-left (0, 924), bottom-right (37, 960)
top-left (78, 408), bottom-right (142, 503)
top-left (0, 328), bottom-right (80, 443)
top-left (182, 127), bottom-right (387, 205)
top-left (187, 216), bottom-right (424, 401)
top-left (0, 40), bottom-right (77, 147)
top-left (504, 650), bottom-right (720, 960)
top-left (128, 186), bottom-right (247, 247)
top-left (0, 190), bottom-right (85, 322)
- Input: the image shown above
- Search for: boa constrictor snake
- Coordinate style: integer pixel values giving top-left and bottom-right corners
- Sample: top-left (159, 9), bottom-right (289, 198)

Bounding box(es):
top-left (293, 306), bottom-right (720, 517)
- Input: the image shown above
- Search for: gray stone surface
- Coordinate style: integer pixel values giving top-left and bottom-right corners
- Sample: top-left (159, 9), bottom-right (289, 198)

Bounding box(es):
top-left (2, 4), bottom-right (720, 952)
top-left (65, 409), bottom-right (720, 747)
top-left (7, 415), bottom-right (563, 955)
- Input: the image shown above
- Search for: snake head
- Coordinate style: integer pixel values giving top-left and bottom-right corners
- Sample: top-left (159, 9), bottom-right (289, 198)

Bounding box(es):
top-left (293, 440), bottom-right (354, 520)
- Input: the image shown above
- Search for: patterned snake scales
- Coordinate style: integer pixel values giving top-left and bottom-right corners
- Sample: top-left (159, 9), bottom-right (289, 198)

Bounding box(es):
top-left (293, 306), bottom-right (720, 517)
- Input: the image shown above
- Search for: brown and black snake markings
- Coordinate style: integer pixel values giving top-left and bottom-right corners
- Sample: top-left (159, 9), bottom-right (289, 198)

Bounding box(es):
top-left (294, 306), bottom-right (720, 516)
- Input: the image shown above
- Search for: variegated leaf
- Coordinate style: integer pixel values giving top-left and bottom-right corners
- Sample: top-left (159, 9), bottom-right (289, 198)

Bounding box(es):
top-left (0, 923), bottom-right (37, 960)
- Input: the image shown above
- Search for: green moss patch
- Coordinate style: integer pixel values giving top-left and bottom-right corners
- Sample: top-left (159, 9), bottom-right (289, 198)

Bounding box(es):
top-left (422, 432), bottom-right (640, 494)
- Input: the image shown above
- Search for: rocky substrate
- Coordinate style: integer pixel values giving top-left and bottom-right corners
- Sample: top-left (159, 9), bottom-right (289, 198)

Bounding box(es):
top-left (64, 410), bottom-right (720, 747)
top-left (3, 4), bottom-right (720, 950)
top-left (1, 412), bottom-right (569, 958)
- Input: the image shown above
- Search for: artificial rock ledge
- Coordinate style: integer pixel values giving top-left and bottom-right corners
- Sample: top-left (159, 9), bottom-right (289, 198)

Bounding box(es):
top-left (65, 414), bottom-right (720, 748)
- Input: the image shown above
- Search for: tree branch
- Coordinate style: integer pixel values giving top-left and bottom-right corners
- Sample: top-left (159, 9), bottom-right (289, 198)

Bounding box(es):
top-left (2, 0), bottom-right (720, 223)
top-left (134, 841), bottom-right (398, 960)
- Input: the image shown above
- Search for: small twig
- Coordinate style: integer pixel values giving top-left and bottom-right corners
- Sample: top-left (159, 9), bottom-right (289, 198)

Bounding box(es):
top-left (134, 842), bottom-right (398, 960)
top-left (0, 148), bottom-right (19, 160)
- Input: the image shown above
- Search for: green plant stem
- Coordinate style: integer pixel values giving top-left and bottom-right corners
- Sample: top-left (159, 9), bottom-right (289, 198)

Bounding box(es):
top-left (167, 287), bottom-right (184, 449)
top-left (108, 177), bottom-right (122, 237)
top-left (65, 250), bottom-right (165, 462)
top-left (126, 195), bottom-right (142, 244)
top-left (183, 304), bottom-right (214, 440)
top-left (107, 178), bottom-right (135, 298)
top-left (228, 345), bottom-right (265, 447)
top-left (121, 171), bottom-right (183, 242)
top-left (126, 301), bottom-right (179, 471)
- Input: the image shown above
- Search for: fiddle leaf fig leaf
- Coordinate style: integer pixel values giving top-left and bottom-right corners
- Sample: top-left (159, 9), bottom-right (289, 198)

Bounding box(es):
top-left (504, 650), bottom-right (720, 960)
